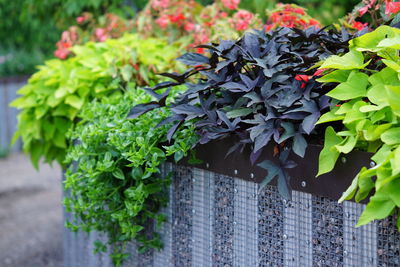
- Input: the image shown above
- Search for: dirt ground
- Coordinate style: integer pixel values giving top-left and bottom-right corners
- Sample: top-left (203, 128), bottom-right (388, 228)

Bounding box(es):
top-left (0, 153), bottom-right (63, 267)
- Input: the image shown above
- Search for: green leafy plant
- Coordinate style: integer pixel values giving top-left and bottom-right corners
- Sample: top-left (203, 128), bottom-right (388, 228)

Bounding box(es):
top-left (64, 88), bottom-right (197, 266)
top-left (317, 25), bottom-right (400, 228)
top-left (11, 35), bottom-right (182, 168)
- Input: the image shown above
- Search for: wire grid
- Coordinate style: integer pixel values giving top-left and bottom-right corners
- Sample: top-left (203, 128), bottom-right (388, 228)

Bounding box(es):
top-left (312, 195), bottom-right (344, 267)
top-left (377, 215), bottom-right (400, 267)
top-left (63, 165), bottom-right (400, 267)
top-left (171, 165), bottom-right (193, 266)
top-left (258, 184), bottom-right (285, 266)
top-left (212, 172), bottom-right (235, 266)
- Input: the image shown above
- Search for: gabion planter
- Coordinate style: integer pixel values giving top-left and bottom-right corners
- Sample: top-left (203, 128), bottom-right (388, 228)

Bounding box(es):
top-left (64, 141), bottom-right (400, 267)
top-left (0, 76), bottom-right (27, 152)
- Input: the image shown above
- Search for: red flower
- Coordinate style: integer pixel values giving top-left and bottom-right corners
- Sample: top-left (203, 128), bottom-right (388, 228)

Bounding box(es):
top-left (351, 21), bottom-right (368, 31)
top-left (295, 74), bottom-right (310, 89)
top-left (295, 74), bottom-right (310, 82)
top-left (169, 13), bottom-right (185, 23)
top-left (385, 0), bottom-right (400, 15)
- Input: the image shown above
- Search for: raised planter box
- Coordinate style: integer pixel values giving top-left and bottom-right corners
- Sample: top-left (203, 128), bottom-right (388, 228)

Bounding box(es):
top-left (0, 76), bottom-right (27, 152)
top-left (63, 141), bottom-right (400, 267)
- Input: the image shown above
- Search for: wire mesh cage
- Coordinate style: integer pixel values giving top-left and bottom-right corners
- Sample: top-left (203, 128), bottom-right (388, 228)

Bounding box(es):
top-left (64, 163), bottom-right (400, 267)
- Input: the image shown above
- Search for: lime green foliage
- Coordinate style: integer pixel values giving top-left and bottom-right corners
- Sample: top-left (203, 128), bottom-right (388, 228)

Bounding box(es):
top-left (64, 88), bottom-right (197, 266)
top-left (11, 35), bottom-right (181, 168)
top-left (317, 25), bottom-right (400, 228)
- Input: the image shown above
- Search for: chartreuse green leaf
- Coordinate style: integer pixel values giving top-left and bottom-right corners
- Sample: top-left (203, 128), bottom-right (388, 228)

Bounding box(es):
top-left (378, 35), bottom-right (400, 50)
top-left (385, 85), bottom-right (400, 116)
top-left (317, 127), bottom-right (343, 176)
top-left (381, 128), bottom-right (400, 145)
top-left (335, 135), bottom-right (358, 154)
top-left (350, 25), bottom-right (400, 52)
top-left (356, 191), bottom-right (395, 227)
top-left (320, 49), bottom-right (368, 70)
top-left (316, 70), bottom-right (351, 83)
top-left (326, 71), bottom-right (369, 100)
top-left (338, 171), bottom-right (360, 203)
top-left (316, 111), bottom-right (344, 124)
top-left (367, 67), bottom-right (398, 107)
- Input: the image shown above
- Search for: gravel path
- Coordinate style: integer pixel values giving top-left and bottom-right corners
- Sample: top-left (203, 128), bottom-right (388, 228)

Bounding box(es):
top-left (0, 153), bottom-right (63, 267)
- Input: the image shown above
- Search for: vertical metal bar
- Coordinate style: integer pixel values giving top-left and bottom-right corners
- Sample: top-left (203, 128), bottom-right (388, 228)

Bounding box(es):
top-left (283, 191), bottom-right (312, 267)
top-left (192, 168), bottom-right (213, 267)
top-left (343, 201), bottom-right (377, 266)
top-left (233, 179), bottom-right (258, 267)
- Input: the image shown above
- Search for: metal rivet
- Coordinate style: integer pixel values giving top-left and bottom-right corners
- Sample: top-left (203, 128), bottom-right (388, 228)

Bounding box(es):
top-left (370, 161), bottom-right (376, 167)
top-left (192, 209), bottom-right (195, 214)
top-left (250, 173), bottom-right (255, 179)
top-left (301, 181), bottom-right (306, 188)
top-left (234, 188), bottom-right (238, 193)
top-left (283, 199), bottom-right (287, 205)
top-left (346, 212), bottom-right (351, 218)
top-left (234, 169), bottom-right (238, 175)
top-left (283, 234), bottom-right (288, 239)
top-left (192, 178), bottom-right (195, 182)
top-left (341, 157), bottom-right (347, 164)
top-left (233, 221), bottom-right (237, 225)
top-left (206, 163), bottom-right (210, 168)
top-left (343, 250), bottom-right (348, 256)
top-left (252, 193), bottom-right (256, 198)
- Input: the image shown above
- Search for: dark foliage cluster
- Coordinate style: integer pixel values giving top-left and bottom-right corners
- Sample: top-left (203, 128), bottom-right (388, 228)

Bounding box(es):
top-left (130, 27), bottom-right (351, 197)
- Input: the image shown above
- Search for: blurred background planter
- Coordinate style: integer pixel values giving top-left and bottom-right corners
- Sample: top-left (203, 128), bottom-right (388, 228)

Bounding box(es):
top-left (0, 76), bottom-right (26, 155)
top-left (63, 141), bottom-right (400, 266)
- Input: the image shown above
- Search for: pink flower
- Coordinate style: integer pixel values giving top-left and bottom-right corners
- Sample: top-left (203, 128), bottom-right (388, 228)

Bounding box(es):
top-left (385, 0), bottom-right (400, 15)
top-left (221, 0), bottom-right (240, 10)
top-left (184, 23), bottom-right (196, 32)
top-left (95, 28), bottom-right (108, 42)
top-left (232, 10), bottom-right (253, 31)
top-left (156, 14), bottom-right (170, 29)
top-left (151, 0), bottom-right (170, 10)
top-left (76, 16), bottom-right (86, 24)
top-left (358, 5), bottom-right (370, 16)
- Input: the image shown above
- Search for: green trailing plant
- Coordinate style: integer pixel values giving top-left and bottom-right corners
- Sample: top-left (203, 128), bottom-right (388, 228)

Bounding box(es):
top-left (317, 25), bottom-right (400, 228)
top-left (11, 34), bottom-right (181, 168)
top-left (64, 88), bottom-right (198, 266)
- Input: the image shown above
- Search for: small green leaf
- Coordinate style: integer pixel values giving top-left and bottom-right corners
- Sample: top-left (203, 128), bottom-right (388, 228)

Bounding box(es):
top-left (317, 127), bottom-right (343, 176)
top-left (65, 95), bottom-right (84, 109)
top-left (338, 174), bottom-right (359, 203)
top-left (112, 168), bottom-right (125, 180)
